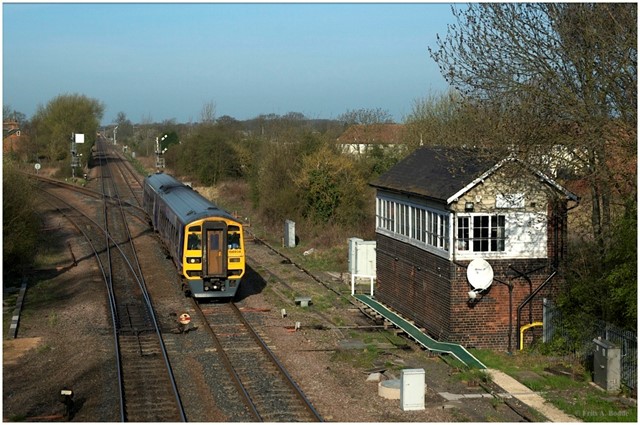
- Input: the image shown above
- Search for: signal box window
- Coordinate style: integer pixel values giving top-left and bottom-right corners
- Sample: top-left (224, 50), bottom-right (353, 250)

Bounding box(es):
top-left (457, 215), bottom-right (505, 252)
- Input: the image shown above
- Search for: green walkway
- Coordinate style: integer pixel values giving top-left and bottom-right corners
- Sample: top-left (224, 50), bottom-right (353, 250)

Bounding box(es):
top-left (353, 294), bottom-right (486, 369)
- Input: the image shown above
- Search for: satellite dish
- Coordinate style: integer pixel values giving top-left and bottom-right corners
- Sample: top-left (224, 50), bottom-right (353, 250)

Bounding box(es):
top-left (467, 258), bottom-right (494, 290)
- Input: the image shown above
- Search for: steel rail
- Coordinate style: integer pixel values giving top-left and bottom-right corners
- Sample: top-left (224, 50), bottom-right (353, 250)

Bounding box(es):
top-left (229, 303), bottom-right (323, 422)
top-left (97, 146), bottom-right (128, 422)
top-left (26, 172), bottom-right (147, 217)
top-left (97, 140), bottom-right (186, 422)
top-left (191, 300), bottom-right (263, 421)
top-left (100, 142), bottom-right (186, 421)
top-left (37, 186), bottom-right (126, 421)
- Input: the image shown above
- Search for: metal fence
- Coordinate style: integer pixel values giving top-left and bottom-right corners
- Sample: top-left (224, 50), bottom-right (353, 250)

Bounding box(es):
top-left (543, 298), bottom-right (637, 390)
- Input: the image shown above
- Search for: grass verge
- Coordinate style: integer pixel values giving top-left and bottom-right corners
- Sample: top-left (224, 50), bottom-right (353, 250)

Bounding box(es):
top-left (470, 348), bottom-right (637, 422)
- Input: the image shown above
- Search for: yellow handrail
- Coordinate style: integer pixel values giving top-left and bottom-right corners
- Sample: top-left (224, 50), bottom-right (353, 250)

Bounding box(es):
top-left (519, 321), bottom-right (543, 350)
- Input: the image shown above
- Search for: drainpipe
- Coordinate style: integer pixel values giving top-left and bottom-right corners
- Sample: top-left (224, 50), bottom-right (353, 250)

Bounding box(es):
top-left (508, 265), bottom-right (534, 323)
top-left (516, 271), bottom-right (557, 350)
top-left (458, 258), bottom-right (515, 353)
top-left (491, 276), bottom-right (514, 354)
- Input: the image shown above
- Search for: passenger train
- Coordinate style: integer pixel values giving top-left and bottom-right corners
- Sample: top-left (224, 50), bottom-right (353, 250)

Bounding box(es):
top-left (143, 173), bottom-right (245, 299)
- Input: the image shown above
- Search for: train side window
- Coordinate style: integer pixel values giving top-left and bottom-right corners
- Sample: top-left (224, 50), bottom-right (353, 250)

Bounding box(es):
top-left (187, 233), bottom-right (201, 250)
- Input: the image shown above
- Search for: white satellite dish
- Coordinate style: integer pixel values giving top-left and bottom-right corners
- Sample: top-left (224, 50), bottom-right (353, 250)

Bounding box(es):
top-left (467, 258), bottom-right (494, 290)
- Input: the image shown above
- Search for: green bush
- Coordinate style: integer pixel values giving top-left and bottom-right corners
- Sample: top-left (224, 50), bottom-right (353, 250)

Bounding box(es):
top-left (3, 160), bottom-right (40, 284)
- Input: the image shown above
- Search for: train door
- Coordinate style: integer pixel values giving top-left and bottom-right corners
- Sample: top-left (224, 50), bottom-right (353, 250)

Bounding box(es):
top-left (204, 222), bottom-right (227, 277)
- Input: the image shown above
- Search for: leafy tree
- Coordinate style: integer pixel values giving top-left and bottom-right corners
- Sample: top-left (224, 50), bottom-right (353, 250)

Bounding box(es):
top-left (130, 117), bottom-right (157, 156)
top-left (216, 115), bottom-right (242, 131)
top-left (559, 198), bottom-right (637, 331)
top-left (251, 139), bottom-right (303, 224)
top-left (31, 94), bottom-right (104, 163)
top-left (169, 126), bottom-right (238, 185)
top-left (113, 111), bottom-right (134, 143)
top-left (294, 144), bottom-right (368, 227)
top-left (358, 143), bottom-right (406, 180)
top-left (3, 159), bottom-right (40, 282)
top-left (246, 112), bottom-right (313, 141)
top-left (601, 198), bottom-right (637, 328)
top-left (430, 3), bottom-right (637, 253)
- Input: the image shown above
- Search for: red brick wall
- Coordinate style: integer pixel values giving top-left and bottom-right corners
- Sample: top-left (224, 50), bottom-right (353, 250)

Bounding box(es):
top-left (375, 234), bottom-right (452, 338)
top-left (375, 233), bottom-right (563, 350)
top-left (449, 259), bottom-right (559, 350)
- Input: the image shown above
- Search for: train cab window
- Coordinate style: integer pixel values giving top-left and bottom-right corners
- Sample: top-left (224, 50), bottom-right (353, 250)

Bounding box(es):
top-left (187, 233), bottom-right (201, 250)
top-left (228, 232), bottom-right (240, 250)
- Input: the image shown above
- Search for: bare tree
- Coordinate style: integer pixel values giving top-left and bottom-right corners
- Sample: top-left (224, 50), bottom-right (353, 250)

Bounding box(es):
top-left (430, 3), bottom-right (637, 253)
top-left (338, 108), bottom-right (394, 126)
top-left (114, 111), bottom-right (134, 142)
top-left (200, 101), bottom-right (217, 124)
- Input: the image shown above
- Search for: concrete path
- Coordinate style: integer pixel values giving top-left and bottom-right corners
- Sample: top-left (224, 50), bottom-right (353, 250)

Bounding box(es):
top-left (353, 295), bottom-right (581, 422)
top-left (487, 368), bottom-right (581, 422)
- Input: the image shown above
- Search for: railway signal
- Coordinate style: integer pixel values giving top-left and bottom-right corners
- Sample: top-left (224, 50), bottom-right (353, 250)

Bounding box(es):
top-left (70, 133), bottom-right (84, 178)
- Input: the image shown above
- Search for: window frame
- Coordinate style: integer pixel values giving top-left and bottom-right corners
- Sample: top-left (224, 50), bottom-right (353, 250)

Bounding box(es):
top-left (457, 213), bottom-right (506, 253)
top-left (376, 195), bottom-right (450, 254)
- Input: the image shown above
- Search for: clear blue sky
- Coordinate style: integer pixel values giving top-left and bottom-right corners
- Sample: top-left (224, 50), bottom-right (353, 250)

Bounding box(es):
top-left (3, 2), bottom-right (456, 124)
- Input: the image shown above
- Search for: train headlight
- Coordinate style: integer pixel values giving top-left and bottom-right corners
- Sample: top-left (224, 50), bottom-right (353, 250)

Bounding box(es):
top-left (187, 257), bottom-right (201, 264)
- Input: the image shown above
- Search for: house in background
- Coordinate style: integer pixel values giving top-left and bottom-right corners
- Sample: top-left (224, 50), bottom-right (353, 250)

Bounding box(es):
top-left (337, 123), bottom-right (405, 155)
top-left (369, 146), bottom-right (579, 351)
top-left (3, 120), bottom-right (22, 154)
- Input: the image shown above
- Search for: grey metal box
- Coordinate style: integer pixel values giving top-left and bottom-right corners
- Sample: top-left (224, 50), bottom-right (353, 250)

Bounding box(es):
top-left (284, 220), bottom-right (295, 248)
top-left (593, 338), bottom-right (621, 392)
top-left (400, 368), bottom-right (425, 411)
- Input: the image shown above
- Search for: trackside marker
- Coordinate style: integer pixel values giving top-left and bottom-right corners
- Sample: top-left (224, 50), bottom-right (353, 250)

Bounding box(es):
top-left (179, 313), bottom-right (191, 325)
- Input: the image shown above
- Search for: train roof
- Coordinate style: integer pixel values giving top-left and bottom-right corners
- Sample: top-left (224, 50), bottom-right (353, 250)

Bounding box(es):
top-left (145, 173), bottom-right (237, 224)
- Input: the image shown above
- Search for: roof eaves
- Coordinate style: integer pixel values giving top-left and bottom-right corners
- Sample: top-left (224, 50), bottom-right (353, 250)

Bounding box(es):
top-left (528, 164), bottom-right (580, 202)
top-left (508, 156), bottom-right (580, 202)
top-left (446, 155), bottom-right (580, 204)
top-left (446, 157), bottom-right (510, 204)
top-left (372, 183), bottom-right (447, 205)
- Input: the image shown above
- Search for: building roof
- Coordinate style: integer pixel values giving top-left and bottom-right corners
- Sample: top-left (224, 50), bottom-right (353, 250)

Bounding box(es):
top-left (370, 146), bottom-right (579, 203)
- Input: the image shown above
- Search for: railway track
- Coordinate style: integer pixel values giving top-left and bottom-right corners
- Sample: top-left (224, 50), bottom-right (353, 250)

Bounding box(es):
top-left (109, 143), bottom-right (145, 206)
top-left (94, 140), bottom-right (185, 421)
top-left (21, 144), bottom-right (538, 422)
top-left (195, 302), bottom-right (323, 422)
top-left (33, 140), bottom-right (185, 421)
top-left (32, 143), bottom-right (323, 422)
top-left (27, 173), bottom-right (148, 223)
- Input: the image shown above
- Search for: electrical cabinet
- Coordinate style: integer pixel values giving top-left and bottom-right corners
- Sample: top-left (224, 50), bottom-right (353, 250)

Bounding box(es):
top-left (593, 338), bottom-right (621, 392)
top-left (400, 368), bottom-right (425, 411)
